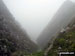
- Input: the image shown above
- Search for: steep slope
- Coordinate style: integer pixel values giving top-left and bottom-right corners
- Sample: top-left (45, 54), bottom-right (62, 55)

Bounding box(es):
top-left (37, 0), bottom-right (75, 49)
top-left (0, 0), bottom-right (38, 54)
top-left (47, 21), bottom-right (75, 56)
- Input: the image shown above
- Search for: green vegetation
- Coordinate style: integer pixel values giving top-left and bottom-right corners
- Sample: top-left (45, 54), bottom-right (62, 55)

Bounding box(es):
top-left (11, 51), bottom-right (44, 56)
top-left (47, 26), bottom-right (75, 56)
top-left (28, 51), bottom-right (44, 56)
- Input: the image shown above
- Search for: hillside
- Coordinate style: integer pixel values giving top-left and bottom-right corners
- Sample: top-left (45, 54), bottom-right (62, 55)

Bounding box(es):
top-left (37, 0), bottom-right (75, 49)
top-left (0, 0), bottom-right (38, 55)
top-left (47, 24), bottom-right (75, 56)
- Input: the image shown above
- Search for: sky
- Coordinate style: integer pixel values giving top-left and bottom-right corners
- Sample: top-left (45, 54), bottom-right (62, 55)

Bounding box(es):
top-left (3, 0), bottom-right (72, 42)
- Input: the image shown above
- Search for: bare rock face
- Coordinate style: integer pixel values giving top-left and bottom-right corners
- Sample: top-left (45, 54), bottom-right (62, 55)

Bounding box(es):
top-left (0, 0), bottom-right (38, 54)
top-left (37, 0), bottom-right (75, 49)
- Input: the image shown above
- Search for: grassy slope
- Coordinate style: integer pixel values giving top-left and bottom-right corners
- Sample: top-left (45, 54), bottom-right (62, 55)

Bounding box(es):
top-left (47, 26), bottom-right (75, 56)
top-left (27, 25), bottom-right (75, 56)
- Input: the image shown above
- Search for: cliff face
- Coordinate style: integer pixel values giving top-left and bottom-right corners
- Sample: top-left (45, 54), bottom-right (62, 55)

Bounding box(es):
top-left (37, 0), bottom-right (75, 49)
top-left (0, 0), bottom-right (38, 53)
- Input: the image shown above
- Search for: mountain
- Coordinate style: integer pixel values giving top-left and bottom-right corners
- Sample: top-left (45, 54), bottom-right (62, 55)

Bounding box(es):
top-left (0, 0), bottom-right (38, 54)
top-left (37, 0), bottom-right (75, 49)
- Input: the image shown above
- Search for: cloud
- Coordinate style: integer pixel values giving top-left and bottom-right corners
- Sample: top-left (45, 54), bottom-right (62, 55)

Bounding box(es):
top-left (3, 0), bottom-right (65, 42)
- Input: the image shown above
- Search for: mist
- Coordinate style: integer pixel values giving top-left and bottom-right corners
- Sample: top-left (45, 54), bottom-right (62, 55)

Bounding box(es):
top-left (3, 0), bottom-right (71, 42)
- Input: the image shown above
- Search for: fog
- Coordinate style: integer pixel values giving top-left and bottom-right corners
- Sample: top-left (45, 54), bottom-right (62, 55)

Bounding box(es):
top-left (37, 0), bottom-right (75, 49)
top-left (3, 0), bottom-right (74, 42)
